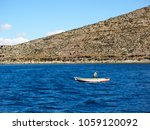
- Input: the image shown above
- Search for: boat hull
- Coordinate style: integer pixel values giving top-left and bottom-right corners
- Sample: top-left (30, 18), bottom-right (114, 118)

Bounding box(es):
top-left (74, 77), bottom-right (110, 83)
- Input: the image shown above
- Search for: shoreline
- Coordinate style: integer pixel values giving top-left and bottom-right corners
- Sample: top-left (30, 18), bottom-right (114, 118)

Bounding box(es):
top-left (0, 59), bottom-right (150, 64)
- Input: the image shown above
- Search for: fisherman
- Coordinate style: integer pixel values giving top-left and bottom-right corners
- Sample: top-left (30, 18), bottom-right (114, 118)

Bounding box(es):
top-left (93, 71), bottom-right (98, 78)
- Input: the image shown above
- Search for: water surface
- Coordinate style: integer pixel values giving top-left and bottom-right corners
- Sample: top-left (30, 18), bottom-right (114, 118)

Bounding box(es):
top-left (0, 64), bottom-right (150, 113)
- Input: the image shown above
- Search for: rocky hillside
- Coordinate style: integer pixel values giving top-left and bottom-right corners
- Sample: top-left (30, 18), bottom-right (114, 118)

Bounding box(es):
top-left (0, 6), bottom-right (150, 63)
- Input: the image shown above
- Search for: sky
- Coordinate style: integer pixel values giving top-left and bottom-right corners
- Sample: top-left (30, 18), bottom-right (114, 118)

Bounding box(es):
top-left (0, 0), bottom-right (150, 45)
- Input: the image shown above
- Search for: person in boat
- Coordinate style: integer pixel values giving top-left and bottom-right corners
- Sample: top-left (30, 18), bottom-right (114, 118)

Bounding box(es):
top-left (93, 71), bottom-right (98, 78)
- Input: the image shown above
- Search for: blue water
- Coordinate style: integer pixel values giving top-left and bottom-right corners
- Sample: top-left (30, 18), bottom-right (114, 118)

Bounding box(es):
top-left (0, 64), bottom-right (150, 113)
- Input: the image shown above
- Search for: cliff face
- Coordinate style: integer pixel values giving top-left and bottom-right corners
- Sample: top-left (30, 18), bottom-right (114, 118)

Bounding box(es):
top-left (0, 6), bottom-right (150, 63)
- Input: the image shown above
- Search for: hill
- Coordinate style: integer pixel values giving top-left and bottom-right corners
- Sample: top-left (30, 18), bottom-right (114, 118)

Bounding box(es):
top-left (0, 6), bottom-right (150, 63)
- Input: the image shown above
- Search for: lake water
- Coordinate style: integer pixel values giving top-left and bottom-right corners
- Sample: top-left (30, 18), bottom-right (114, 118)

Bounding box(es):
top-left (0, 63), bottom-right (150, 113)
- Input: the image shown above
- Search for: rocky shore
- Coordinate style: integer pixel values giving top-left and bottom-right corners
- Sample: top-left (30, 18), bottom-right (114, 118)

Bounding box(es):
top-left (0, 6), bottom-right (150, 64)
top-left (0, 59), bottom-right (150, 64)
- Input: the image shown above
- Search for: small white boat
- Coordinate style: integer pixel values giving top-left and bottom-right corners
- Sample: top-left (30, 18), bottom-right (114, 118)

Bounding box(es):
top-left (74, 77), bottom-right (110, 83)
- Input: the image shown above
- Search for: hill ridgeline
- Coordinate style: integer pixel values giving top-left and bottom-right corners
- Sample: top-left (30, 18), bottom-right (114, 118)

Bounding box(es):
top-left (0, 6), bottom-right (150, 63)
